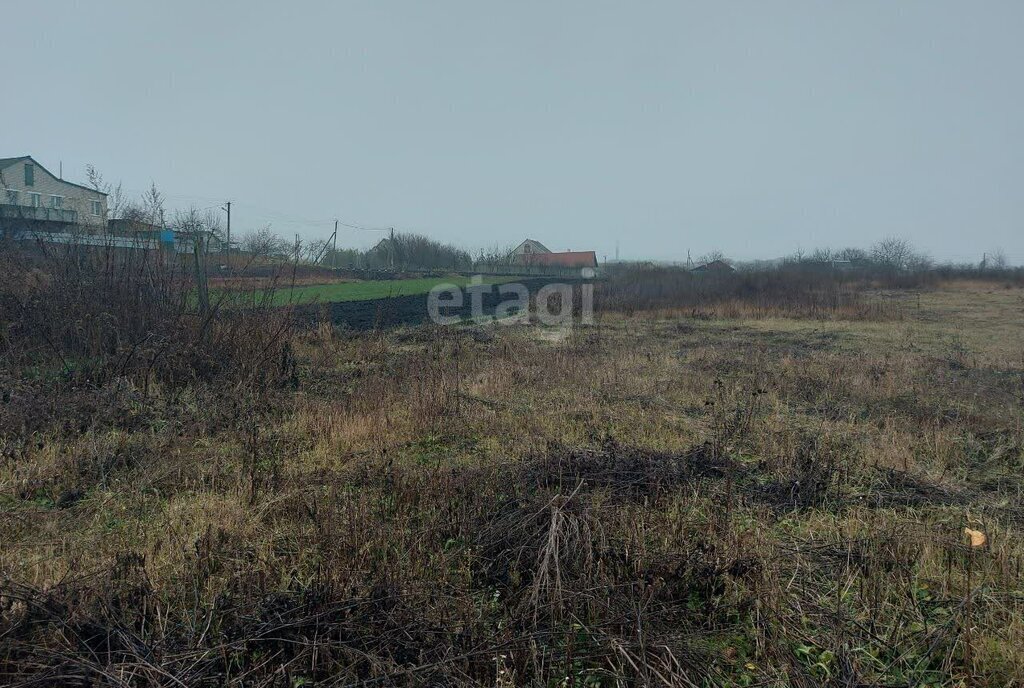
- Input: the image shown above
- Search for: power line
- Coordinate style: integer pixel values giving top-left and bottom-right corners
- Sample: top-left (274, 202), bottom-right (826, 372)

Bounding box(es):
top-left (337, 219), bottom-right (391, 231)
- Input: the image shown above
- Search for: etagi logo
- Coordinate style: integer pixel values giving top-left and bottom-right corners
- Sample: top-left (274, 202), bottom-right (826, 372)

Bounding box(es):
top-left (427, 272), bottom-right (595, 327)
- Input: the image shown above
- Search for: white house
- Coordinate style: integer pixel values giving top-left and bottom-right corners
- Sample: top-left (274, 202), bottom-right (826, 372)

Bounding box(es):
top-left (0, 156), bottom-right (108, 230)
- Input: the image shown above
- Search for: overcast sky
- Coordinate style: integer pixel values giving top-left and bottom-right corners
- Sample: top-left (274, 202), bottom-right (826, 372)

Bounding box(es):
top-left (4, 1), bottom-right (1022, 263)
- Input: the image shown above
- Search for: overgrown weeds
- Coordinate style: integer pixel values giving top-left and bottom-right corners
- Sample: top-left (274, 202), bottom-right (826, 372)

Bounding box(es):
top-left (0, 240), bottom-right (298, 445)
top-left (597, 264), bottom-right (908, 320)
top-left (1, 258), bottom-right (1023, 685)
top-left (0, 239), bottom-right (296, 393)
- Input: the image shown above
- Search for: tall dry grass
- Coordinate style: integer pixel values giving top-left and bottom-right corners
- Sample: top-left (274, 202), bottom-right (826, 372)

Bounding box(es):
top-left (1, 253), bottom-right (1023, 685)
top-left (597, 262), bottom-right (1024, 321)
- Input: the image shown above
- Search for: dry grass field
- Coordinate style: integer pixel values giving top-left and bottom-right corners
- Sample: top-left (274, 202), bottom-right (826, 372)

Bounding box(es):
top-left (2, 278), bottom-right (1024, 686)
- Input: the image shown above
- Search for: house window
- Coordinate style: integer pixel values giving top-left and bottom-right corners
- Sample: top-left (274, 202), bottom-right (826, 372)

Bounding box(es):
top-left (28, 192), bottom-right (41, 207)
top-left (91, 199), bottom-right (102, 216)
top-left (50, 195), bottom-right (63, 209)
top-left (24, 164), bottom-right (34, 186)
top-left (4, 189), bottom-right (17, 204)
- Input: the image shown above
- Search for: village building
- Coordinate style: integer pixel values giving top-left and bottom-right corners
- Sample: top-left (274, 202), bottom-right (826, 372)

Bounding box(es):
top-left (0, 156), bottom-right (107, 231)
top-left (509, 238), bottom-right (598, 270)
top-left (691, 259), bottom-right (735, 274)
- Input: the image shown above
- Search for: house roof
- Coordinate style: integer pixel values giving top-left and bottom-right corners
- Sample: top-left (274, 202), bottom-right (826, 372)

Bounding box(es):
top-left (692, 259), bottom-right (735, 273)
top-left (522, 250), bottom-right (598, 268)
top-left (0, 155), bottom-right (108, 196)
top-left (513, 238), bottom-right (551, 253)
top-left (0, 156), bottom-right (29, 171)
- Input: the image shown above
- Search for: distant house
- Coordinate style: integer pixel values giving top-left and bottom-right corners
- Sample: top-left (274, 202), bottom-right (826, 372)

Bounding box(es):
top-left (510, 238), bottom-right (551, 260)
top-left (509, 238), bottom-right (598, 270)
top-left (108, 217), bottom-right (207, 253)
top-left (521, 250), bottom-right (598, 269)
top-left (173, 229), bottom-right (224, 254)
top-left (691, 259), bottom-right (735, 274)
top-left (0, 156), bottom-right (107, 231)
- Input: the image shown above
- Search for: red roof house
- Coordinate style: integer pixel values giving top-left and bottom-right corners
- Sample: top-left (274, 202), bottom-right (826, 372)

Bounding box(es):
top-left (520, 250), bottom-right (598, 268)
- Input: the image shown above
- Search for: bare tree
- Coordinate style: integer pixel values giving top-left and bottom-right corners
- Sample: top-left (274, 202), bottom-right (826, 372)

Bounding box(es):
top-left (86, 164), bottom-right (126, 220)
top-left (870, 237), bottom-right (915, 270)
top-left (200, 209), bottom-right (223, 242)
top-left (304, 238), bottom-right (330, 264)
top-left (906, 251), bottom-right (932, 271)
top-left (174, 207), bottom-right (213, 312)
top-left (238, 225), bottom-right (288, 270)
top-left (119, 201), bottom-right (149, 225)
top-left (809, 247), bottom-right (834, 262)
top-left (475, 243), bottom-right (516, 266)
top-left (365, 232), bottom-right (471, 270)
top-left (142, 182), bottom-right (165, 227)
top-left (988, 247), bottom-right (1009, 270)
top-left (697, 250), bottom-right (727, 265)
top-left (173, 207), bottom-right (202, 236)
top-left (836, 247), bottom-right (868, 262)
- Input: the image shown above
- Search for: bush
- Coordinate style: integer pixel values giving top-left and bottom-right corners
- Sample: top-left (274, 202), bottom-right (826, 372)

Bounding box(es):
top-left (0, 237), bottom-right (296, 394)
top-left (323, 232), bottom-right (472, 271)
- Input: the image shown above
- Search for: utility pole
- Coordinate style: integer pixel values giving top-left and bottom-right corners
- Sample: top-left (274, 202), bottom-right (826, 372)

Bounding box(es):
top-left (333, 219), bottom-right (339, 270)
top-left (223, 201), bottom-right (231, 273)
top-left (390, 227), bottom-right (395, 269)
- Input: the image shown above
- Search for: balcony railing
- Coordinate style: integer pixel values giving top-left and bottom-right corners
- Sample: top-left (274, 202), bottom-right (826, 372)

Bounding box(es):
top-left (0, 203), bottom-right (79, 224)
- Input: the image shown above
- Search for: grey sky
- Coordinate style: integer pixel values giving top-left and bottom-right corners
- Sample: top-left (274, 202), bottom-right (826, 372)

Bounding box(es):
top-left (5, 1), bottom-right (1022, 263)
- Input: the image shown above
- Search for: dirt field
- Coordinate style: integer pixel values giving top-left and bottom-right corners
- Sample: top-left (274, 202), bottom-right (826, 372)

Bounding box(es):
top-left (2, 281), bottom-right (1023, 685)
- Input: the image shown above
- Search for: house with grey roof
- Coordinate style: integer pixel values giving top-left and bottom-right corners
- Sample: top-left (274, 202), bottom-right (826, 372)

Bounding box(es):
top-left (509, 238), bottom-right (551, 260)
top-left (0, 156), bottom-right (107, 231)
top-left (691, 259), bottom-right (736, 275)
